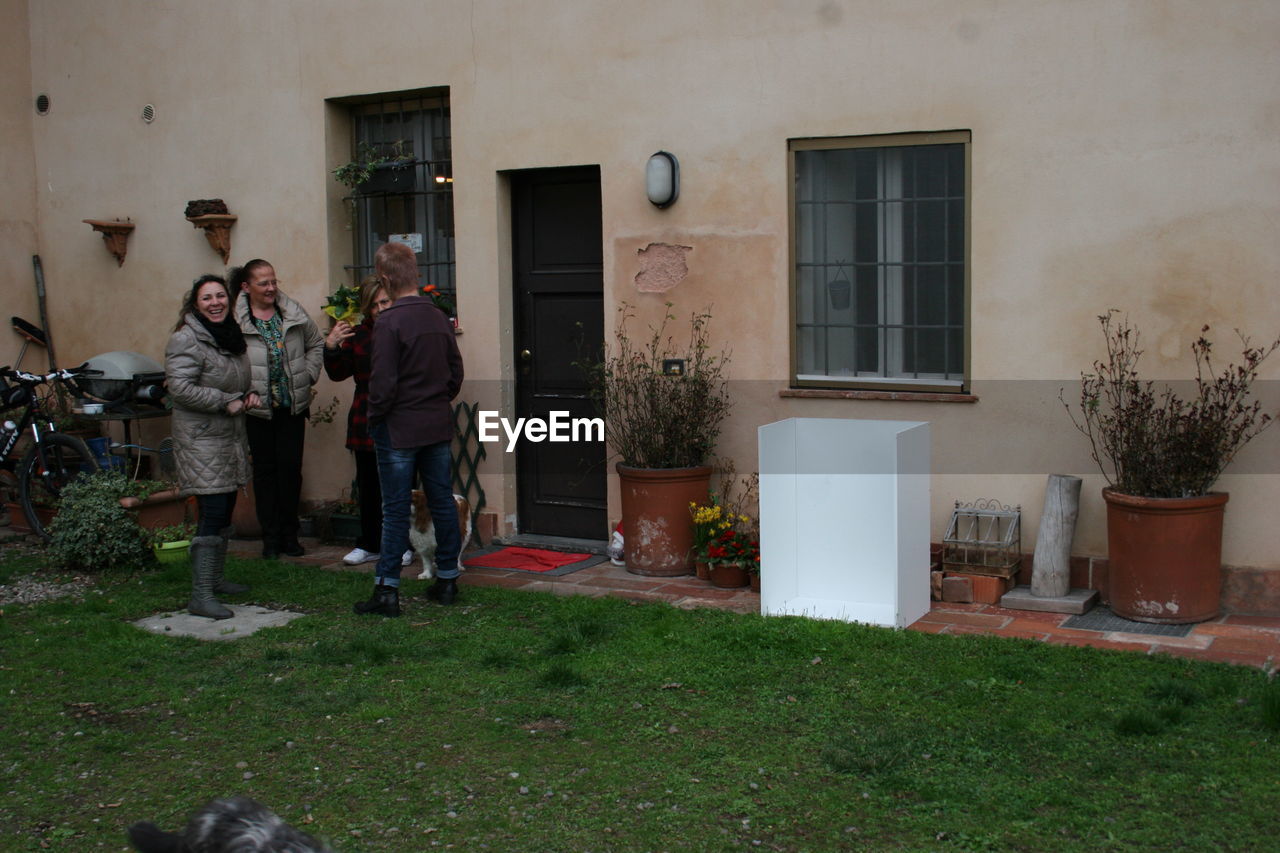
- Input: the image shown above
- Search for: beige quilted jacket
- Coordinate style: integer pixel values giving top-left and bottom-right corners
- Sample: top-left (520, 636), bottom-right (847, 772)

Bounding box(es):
top-left (164, 315), bottom-right (253, 495)
top-left (234, 289), bottom-right (324, 418)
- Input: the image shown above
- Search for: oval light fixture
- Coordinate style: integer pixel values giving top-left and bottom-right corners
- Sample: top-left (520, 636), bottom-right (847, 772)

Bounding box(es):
top-left (35, 93), bottom-right (50, 115)
top-left (645, 150), bottom-right (679, 208)
top-left (141, 104), bottom-right (156, 123)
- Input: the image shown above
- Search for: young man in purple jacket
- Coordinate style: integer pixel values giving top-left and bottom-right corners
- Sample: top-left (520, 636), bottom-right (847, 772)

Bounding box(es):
top-left (354, 241), bottom-right (465, 617)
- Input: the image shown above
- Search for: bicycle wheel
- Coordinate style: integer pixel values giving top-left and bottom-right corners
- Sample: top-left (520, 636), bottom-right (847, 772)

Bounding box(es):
top-left (17, 433), bottom-right (100, 541)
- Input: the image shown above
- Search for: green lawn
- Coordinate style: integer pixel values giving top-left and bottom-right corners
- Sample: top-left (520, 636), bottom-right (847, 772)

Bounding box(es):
top-left (1, 543), bottom-right (1277, 851)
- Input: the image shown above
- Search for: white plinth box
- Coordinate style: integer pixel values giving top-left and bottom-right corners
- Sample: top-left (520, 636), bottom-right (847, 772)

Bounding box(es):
top-left (758, 418), bottom-right (931, 628)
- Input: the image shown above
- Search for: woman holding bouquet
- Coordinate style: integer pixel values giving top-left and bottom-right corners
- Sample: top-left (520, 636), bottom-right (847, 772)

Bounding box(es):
top-left (323, 277), bottom-right (411, 568)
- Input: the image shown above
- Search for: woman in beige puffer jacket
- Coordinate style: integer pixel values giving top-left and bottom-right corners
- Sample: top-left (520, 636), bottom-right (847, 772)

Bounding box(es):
top-left (165, 274), bottom-right (260, 619)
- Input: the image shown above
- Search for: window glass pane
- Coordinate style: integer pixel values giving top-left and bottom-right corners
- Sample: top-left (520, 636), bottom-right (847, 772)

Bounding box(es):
top-left (948, 199), bottom-right (964, 262)
top-left (915, 200), bottom-right (947, 263)
top-left (795, 201), bottom-right (817, 264)
top-left (913, 146), bottom-right (948, 198)
top-left (824, 202), bottom-right (855, 266)
top-left (796, 266), bottom-right (819, 325)
top-left (948, 263), bottom-right (965, 322)
top-left (797, 325), bottom-right (822, 375)
top-left (853, 202), bottom-right (878, 263)
top-left (854, 149), bottom-right (880, 200)
top-left (826, 325), bottom-right (856, 376)
top-left (915, 265), bottom-right (948, 326)
top-left (947, 145), bottom-right (965, 196)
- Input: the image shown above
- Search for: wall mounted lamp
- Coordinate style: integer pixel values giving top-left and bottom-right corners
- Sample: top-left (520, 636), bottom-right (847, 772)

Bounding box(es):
top-left (645, 150), bottom-right (679, 208)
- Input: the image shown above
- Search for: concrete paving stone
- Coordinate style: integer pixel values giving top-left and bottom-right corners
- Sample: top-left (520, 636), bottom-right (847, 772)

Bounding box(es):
top-left (133, 605), bottom-right (305, 641)
top-left (1114, 632), bottom-right (1213, 650)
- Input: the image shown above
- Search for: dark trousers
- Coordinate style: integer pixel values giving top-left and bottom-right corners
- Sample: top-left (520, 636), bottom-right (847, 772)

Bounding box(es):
top-left (353, 449), bottom-right (383, 553)
top-left (195, 491), bottom-right (239, 537)
top-left (246, 407), bottom-right (307, 548)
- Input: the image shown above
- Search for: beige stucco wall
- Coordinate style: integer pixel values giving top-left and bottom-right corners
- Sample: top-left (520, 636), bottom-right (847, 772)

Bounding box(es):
top-left (1, 0), bottom-right (39, 364)
top-left (12, 0), bottom-right (1280, 567)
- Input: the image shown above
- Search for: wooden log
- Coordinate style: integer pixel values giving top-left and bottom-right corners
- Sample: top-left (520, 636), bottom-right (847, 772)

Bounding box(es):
top-left (1031, 474), bottom-right (1082, 597)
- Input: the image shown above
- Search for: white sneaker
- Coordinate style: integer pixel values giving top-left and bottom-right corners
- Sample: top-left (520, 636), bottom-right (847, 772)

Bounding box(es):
top-left (401, 550), bottom-right (414, 567)
top-left (343, 547), bottom-right (379, 566)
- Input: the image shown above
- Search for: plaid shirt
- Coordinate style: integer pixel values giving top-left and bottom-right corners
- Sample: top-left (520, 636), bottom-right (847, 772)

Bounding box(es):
top-left (323, 319), bottom-right (374, 451)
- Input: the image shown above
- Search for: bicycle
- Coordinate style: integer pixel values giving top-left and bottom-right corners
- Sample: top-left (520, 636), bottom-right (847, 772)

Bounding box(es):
top-left (1, 364), bottom-right (102, 540)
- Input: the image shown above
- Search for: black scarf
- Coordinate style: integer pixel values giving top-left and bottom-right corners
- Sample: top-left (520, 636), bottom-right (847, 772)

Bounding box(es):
top-left (195, 312), bottom-right (247, 355)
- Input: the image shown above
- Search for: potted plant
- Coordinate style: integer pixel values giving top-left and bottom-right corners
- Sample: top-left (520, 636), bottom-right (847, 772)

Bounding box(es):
top-left (151, 521), bottom-right (196, 564)
top-left (48, 469), bottom-right (155, 571)
top-left (332, 140), bottom-right (414, 190)
top-left (705, 524), bottom-right (758, 589)
top-left (582, 303), bottom-right (732, 576)
top-left (1063, 311), bottom-right (1279, 623)
top-left (690, 496), bottom-right (729, 580)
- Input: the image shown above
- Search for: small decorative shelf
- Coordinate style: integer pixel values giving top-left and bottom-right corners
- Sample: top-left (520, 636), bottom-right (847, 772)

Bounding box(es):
top-left (186, 213), bottom-right (238, 264)
top-left (82, 219), bottom-right (136, 266)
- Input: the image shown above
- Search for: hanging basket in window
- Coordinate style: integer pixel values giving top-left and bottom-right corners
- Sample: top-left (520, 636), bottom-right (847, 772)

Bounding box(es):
top-left (827, 266), bottom-right (851, 311)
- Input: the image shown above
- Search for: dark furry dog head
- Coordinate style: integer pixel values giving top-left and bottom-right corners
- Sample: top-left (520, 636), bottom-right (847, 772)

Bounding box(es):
top-left (127, 796), bottom-right (333, 853)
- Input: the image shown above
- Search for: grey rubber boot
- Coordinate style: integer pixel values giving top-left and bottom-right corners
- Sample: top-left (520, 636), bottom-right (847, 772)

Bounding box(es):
top-left (188, 535), bottom-right (233, 620)
top-left (212, 526), bottom-right (249, 595)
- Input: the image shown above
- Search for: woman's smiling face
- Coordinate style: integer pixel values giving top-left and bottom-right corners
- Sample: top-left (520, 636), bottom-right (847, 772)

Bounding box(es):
top-left (196, 280), bottom-right (231, 324)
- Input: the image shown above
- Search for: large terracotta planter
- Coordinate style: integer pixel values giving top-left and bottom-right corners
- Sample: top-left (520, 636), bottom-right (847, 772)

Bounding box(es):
top-left (1103, 488), bottom-right (1228, 624)
top-left (617, 464), bottom-right (711, 577)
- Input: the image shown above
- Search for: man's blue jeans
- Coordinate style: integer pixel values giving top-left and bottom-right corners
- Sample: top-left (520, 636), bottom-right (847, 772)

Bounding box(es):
top-left (371, 422), bottom-right (460, 587)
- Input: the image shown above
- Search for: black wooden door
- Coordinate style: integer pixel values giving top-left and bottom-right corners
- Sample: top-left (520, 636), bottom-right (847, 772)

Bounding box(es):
top-left (512, 167), bottom-right (606, 539)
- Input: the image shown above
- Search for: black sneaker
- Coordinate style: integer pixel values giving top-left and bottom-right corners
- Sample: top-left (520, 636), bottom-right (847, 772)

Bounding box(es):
top-left (281, 541), bottom-right (306, 557)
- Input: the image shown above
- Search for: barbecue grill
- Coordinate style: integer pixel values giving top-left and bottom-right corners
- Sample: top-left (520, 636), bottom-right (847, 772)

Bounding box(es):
top-left (75, 351), bottom-right (166, 408)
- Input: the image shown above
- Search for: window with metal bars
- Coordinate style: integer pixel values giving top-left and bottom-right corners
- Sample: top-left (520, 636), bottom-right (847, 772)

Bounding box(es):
top-left (346, 91), bottom-right (456, 312)
top-left (790, 131), bottom-right (969, 391)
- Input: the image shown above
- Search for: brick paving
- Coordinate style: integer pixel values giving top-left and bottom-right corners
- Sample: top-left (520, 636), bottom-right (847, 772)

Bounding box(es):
top-left (230, 537), bottom-right (1280, 674)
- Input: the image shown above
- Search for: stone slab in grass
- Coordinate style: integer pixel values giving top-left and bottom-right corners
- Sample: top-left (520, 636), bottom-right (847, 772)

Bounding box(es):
top-left (133, 605), bottom-right (304, 641)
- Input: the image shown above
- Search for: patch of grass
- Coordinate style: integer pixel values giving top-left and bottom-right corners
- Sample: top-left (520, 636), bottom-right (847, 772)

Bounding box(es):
top-left (1260, 682), bottom-right (1280, 731)
top-left (1, 542), bottom-right (1279, 851)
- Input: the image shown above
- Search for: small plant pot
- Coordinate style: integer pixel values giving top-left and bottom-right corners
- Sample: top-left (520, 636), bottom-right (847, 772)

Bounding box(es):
top-left (694, 560), bottom-right (710, 581)
top-left (708, 561), bottom-right (750, 589)
top-left (153, 540), bottom-right (191, 564)
top-left (749, 571), bottom-right (760, 593)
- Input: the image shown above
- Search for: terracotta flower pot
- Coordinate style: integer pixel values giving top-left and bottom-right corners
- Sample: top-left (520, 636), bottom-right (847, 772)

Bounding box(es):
top-left (695, 560), bottom-right (710, 581)
top-left (119, 489), bottom-right (189, 532)
top-left (708, 561), bottom-right (749, 589)
top-left (617, 464), bottom-right (711, 577)
top-left (1103, 488), bottom-right (1228, 624)
top-left (749, 571), bottom-right (760, 593)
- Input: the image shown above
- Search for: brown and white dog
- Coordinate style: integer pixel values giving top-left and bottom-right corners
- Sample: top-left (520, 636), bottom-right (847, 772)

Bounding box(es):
top-left (409, 490), bottom-right (471, 580)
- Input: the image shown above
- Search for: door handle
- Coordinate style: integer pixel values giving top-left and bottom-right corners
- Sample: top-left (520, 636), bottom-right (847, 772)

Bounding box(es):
top-left (520, 349), bottom-right (532, 362)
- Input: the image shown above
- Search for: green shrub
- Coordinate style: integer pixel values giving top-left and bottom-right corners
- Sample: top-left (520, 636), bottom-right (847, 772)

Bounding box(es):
top-left (48, 470), bottom-right (155, 571)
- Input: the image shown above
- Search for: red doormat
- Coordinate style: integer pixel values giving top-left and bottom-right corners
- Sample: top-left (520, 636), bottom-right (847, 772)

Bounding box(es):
top-left (463, 546), bottom-right (605, 574)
